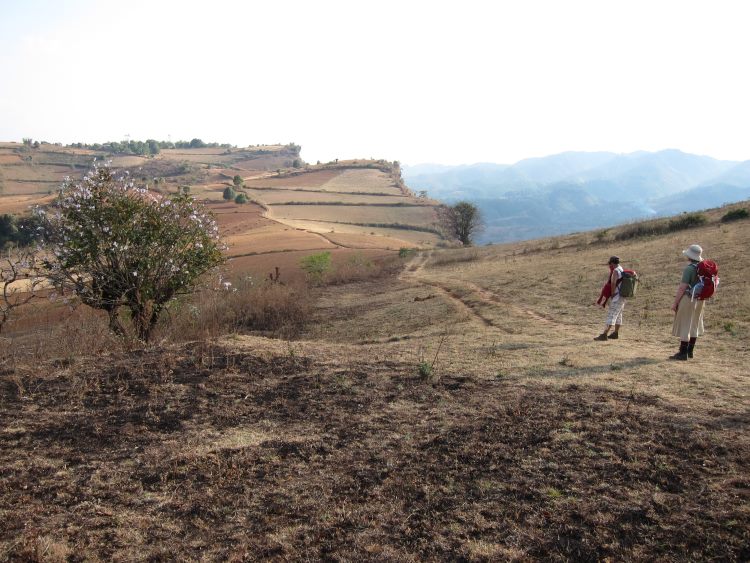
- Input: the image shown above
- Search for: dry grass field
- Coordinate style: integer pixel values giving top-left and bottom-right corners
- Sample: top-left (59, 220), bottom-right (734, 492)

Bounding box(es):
top-left (245, 170), bottom-right (344, 190)
top-left (266, 203), bottom-right (437, 225)
top-left (3, 141), bottom-right (747, 559)
top-left (226, 226), bottom-right (336, 257)
top-left (261, 219), bottom-right (443, 248)
top-left (1, 201), bottom-right (748, 560)
top-left (320, 169), bottom-right (404, 195)
top-left (236, 165), bottom-right (442, 252)
top-left (0, 194), bottom-right (55, 215)
top-left (244, 189), bottom-right (412, 205)
top-left (244, 168), bottom-right (403, 196)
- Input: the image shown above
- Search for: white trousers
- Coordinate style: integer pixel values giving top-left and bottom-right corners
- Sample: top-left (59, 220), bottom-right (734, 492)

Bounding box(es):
top-left (606, 297), bottom-right (627, 327)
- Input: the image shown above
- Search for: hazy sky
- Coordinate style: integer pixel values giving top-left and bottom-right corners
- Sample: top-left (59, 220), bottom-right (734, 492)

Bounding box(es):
top-left (1, 0), bottom-right (748, 165)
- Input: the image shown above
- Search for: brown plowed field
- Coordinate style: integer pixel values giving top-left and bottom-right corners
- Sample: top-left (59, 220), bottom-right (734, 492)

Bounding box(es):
top-left (246, 189), bottom-right (410, 205)
top-left (0, 194), bottom-right (55, 214)
top-left (268, 203), bottom-right (437, 225)
top-left (245, 169), bottom-right (341, 189)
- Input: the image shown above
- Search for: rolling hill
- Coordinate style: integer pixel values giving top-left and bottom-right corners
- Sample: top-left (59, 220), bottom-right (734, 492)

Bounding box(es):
top-left (0, 142), bottom-right (445, 283)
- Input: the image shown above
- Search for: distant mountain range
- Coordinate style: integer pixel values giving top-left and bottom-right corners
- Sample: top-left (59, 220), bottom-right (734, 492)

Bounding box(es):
top-left (403, 150), bottom-right (750, 243)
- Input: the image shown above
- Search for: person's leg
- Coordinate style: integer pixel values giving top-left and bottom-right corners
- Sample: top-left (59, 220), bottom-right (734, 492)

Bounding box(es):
top-left (596, 299), bottom-right (618, 340)
top-left (671, 295), bottom-right (692, 360)
top-left (595, 325), bottom-right (612, 340)
top-left (686, 300), bottom-right (705, 359)
top-left (687, 337), bottom-right (697, 358)
top-left (608, 299), bottom-right (625, 339)
top-left (670, 341), bottom-right (689, 360)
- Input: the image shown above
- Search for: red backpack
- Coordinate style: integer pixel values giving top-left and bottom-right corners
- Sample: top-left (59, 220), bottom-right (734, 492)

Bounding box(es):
top-left (690, 259), bottom-right (719, 301)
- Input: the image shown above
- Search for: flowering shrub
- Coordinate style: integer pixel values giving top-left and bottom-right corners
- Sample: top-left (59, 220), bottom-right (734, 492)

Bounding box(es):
top-left (39, 166), bottom-right (224, 341)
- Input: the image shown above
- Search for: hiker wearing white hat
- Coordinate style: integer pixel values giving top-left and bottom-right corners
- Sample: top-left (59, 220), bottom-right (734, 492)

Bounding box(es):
top-left (670, 244), bottom-right (706, 360)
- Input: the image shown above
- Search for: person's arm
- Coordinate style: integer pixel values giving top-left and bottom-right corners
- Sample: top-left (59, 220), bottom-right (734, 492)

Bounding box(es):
top-left (672, 282), bottom-right (689, 312)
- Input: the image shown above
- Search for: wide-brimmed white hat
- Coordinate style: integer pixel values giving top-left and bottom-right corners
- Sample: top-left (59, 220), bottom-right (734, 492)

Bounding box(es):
top-left (682, 244), bottom-right (703, 261)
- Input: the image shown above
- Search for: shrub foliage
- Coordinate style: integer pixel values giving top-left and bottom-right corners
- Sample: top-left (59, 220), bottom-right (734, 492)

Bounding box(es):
top-left (39, 167), bottom-right (224, 341)
top-left (222, 187), bottom-right (236, 201)
top-left (300, 251), bottom-right (331, 284)
top-left (721, 208), bottom-right (748, 223)
top-left (615, 213), bottom-right (707, 241)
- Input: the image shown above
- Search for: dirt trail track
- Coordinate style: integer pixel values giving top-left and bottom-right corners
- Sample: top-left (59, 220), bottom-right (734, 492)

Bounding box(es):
top-left (400, 251), bottom-right (565, 331)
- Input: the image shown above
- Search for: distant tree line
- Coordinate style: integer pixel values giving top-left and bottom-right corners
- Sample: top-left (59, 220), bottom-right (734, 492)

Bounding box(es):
top-left (65, 138), bottom-right (234, 156)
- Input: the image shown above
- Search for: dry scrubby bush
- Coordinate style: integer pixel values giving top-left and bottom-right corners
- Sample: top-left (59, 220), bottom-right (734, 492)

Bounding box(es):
top-left (721, 208), bottom-right (748, 222)
top-left (1, 307), bottom-right (126, 368)
top-left (614, 212), bottom-right (707, 241)
top-left (162, 253), bottom-right (405, 340)
top-left (324, 253), bottom-right (403, 285)
top-left (159, 279), bottom-right (312, 341)
top-left (428, 247), bottom-right (481, 267)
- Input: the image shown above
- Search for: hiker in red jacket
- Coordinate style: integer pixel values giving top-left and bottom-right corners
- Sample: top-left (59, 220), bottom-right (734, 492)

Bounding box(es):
top-left (595, 277), bottom-right (612, 307)
top-left (594, 256), bottom-right (625, 341)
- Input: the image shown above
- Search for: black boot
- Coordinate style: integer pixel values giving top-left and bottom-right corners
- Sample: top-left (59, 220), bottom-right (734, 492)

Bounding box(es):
top-left (687, 337), bottom-right (696, 359)
top-left (670, 341), bottom-right (688, 361)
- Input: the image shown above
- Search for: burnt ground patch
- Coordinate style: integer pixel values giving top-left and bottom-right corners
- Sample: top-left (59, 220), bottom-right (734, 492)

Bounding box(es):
top-left (0, 346), bottom-right (748, 561)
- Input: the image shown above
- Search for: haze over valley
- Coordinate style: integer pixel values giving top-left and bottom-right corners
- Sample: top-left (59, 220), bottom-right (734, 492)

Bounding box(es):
top-left (405, 149), bottom-right (750, 242)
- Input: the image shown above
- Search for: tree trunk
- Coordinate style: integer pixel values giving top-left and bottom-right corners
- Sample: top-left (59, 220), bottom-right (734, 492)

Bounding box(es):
top-left (107, 307), bottom-right (125, 337)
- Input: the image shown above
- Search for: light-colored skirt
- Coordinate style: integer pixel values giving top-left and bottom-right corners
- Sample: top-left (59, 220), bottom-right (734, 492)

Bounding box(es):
top-left (672, 294), bottom-right (705, 340)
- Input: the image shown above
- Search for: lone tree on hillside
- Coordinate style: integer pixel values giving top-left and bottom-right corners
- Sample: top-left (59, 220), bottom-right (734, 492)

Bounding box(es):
top-left (223, 186), bottom-right (236, 201)
top-left (439, 201), bottom-right (483, 246)
top-left (39, 166), bottom-right (224, 341)
top-left (232, 175), bottom-right (244, 187)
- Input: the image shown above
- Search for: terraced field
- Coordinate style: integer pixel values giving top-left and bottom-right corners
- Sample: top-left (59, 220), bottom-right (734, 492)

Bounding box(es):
top-left (244, 190), bottom-right (412, 205)
top-left (1, 143), bottom-right (445, 283)
top-left (266, 202), bottom-right (436, 225)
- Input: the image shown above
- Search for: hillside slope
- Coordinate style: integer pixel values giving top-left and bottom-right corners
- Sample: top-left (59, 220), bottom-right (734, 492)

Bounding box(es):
top-left (2, 201), bottom-right (748, 560)
top-left (0, 143), bottom-right (445, 283)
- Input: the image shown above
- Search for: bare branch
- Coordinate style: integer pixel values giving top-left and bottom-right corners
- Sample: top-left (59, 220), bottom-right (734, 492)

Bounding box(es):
top-left (0, 247), bottom-right (45, 334)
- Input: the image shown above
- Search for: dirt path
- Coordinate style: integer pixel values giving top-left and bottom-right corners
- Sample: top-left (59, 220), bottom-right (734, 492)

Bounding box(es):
top-left (460, 279), bottom-right (561, 326)
top-left (399, 253), bottom-right (514, 331)
top-left (307, 230), bottom-right (358, 249)
top-left (400, 252), bottom-right (567, 331)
